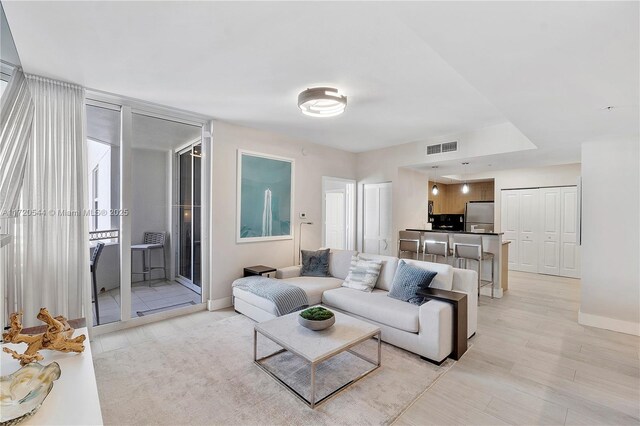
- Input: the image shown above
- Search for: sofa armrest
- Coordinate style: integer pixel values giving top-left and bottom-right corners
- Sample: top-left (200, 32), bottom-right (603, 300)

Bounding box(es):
top-left (276, 265), bottom-right (301, 279)
top-left (418, 300), bottom-right (453, 362)
top-left (452, 268), bottom-right (478, 337)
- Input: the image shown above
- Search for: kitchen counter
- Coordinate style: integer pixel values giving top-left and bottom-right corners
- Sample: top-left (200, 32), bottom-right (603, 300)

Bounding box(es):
top-left (404, 229), bottom-right (506, 298)
top-left (407, 228), bottom-right (504, 236)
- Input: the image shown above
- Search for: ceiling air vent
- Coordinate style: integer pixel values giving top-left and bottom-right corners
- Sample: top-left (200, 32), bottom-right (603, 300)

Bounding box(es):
top-left (426, 144), bottom-right (442, 155)
top-left (442, 141), bottom-right (458, 153)
top-left (426, 141), bottom-right (458, 156)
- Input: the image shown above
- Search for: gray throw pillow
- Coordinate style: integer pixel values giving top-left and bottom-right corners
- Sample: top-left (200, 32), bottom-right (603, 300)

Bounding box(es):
top-left (388, 260), bottom-right (438, 305)
top-left (300, 249), bottom-right (330, 277)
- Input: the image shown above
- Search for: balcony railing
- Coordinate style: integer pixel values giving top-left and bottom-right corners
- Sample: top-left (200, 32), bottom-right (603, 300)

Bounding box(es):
top-left (89, 229), bottom-right (119, 242)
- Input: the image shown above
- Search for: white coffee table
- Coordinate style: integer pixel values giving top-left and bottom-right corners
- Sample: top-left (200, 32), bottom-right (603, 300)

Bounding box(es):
top-left (254, 308), bottom-right (381, 408)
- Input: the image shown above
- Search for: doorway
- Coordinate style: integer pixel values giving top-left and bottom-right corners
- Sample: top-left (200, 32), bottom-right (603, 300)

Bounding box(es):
top-left (322, 177), bottom-right (356, 250)
top-left (86, 95), bottom-right (209, 332)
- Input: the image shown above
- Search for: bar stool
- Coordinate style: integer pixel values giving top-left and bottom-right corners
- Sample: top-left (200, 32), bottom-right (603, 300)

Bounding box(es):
top-left (453, 234), bottom-right (496, 298)
top-left (90, 242), bottom-right (105, 326)
top-left (398, 230), bottom-right (421, 260)
top-left (131, 232), bottom-right (167, 284)
top-left (422, 232), bottom-right (449, 264)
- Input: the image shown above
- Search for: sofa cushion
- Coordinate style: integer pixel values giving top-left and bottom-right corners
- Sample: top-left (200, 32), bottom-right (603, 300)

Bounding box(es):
top-left (402, 259), bottom-right (453, 291)
top-left (322, 287), bottom-right (420, 333)
top-left (328, 249), bottom-right (358, 280)
top-left (281, 276), bottom-right (343, 305)
top-left (301, 249), bottom-right (330, 277)
top-left (342, 255), bottom-right (383, 292)
top-left (388, 260), bottom-right (438, 305)
top-left (357, 253), bottom-right (399, 291)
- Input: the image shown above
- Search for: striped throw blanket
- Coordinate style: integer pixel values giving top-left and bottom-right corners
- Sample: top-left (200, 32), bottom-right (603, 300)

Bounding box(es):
top-left (232, 276), bottom-right (309, 316)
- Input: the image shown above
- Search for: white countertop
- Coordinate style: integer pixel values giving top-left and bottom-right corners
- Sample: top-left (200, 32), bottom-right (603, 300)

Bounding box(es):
top-left (1, 327), bottom-right (103, 425)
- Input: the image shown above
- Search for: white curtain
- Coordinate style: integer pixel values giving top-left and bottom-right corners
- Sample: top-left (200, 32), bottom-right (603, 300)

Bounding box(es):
top-left (0, 69), bottom-right (33, 215)
top-left (3, 75), bottom-right (89, 327)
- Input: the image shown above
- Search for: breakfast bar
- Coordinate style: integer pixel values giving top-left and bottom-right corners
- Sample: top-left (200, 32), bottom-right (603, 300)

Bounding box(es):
top-left (405, 229), bottom-right (509, 298)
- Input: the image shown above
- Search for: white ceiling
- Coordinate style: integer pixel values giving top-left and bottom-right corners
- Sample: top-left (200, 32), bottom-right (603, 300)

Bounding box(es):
top-left (3, 1), bottom-right (639, 165)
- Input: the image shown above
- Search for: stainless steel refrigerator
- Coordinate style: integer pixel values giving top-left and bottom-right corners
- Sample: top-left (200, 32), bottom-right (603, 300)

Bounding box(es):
top-left (464, 201), bottom-right (495, 232)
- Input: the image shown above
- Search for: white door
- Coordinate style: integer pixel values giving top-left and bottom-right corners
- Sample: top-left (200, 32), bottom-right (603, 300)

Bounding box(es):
top-left (518, 189), bottom-right (539, 273)
top-left (363, 182), bottom-right (393, 255)
top-left (538, 188), bottom-right (561, 275)
top-left (560, 187), bottom-right (580, 278)
top-left (501, 190), bottom-right (520, 269)
top-left (324, 190), bottom-right (346, 249)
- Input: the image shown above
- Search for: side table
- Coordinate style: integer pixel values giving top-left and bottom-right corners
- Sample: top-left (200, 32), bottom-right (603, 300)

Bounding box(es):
top-left (416, 287), bottom-right (468, 360)
top-left (243, 265), bottom-right (276, 277)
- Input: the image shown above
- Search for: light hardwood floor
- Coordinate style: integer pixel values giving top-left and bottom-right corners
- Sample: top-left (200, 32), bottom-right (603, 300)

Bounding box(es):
top-left (91, 271), bottom-right (639, 425)
top-left (394, 271), bottom-right (640, 426)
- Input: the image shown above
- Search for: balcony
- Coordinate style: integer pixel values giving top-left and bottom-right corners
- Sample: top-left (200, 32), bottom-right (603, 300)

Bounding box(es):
top-left (90, 230), bottom-right (201, 327)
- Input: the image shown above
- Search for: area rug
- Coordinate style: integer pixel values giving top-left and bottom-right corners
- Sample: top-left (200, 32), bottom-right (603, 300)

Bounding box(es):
top-left (93, 315), bottom-right (454, 425)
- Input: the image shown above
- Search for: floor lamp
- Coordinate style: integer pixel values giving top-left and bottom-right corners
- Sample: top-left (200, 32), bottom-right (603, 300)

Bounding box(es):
top-left (297, 221), bottom-right (313, 265)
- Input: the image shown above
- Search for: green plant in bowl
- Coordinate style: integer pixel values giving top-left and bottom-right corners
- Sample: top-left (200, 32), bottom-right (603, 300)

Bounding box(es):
top-left (298, 307), bottom-right (336, 330)
top-left (300, 307), bottom-right (334, 321)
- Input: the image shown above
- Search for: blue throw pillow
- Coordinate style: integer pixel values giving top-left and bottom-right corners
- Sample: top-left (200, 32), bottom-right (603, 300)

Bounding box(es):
top-left (388, 260), bottom-right (438, 305)
top-left (300, 248), bottom-right (330, 277)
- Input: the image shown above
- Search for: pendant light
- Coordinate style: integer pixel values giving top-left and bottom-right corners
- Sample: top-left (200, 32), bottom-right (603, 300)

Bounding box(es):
top-left (431, 166), bottom-right (439, 196)
top-left (461, 162), bottom-right (470, 194)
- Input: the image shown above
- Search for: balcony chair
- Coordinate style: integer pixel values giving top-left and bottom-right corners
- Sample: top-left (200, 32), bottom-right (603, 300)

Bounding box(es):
top-left (131, 232), bottom-right (167, 285)
top-left (90, 242), bottom-right (105, 325)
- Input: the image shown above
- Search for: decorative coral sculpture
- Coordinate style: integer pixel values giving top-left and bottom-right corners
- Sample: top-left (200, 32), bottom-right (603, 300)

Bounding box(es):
top-left (2, 308), bottom-right (86, 366)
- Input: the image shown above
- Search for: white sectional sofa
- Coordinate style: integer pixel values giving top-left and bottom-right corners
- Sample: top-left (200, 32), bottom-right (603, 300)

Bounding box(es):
top-left (233, 249), bottom-right (478, 363)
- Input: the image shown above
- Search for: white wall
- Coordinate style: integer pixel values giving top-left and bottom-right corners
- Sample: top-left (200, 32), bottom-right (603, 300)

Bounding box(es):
top-left (86, 140), bottom-right (114, 231)
top-left (579, 139), bottom-right (639, 335)
top-left (131, 148), bottom-right (169, 281)
top-left (464, 163), bottom-right (581, 231)
top-left (208, 120), bottom-right (357, 305)
top-left (356, 145), bottom-right (429, 253)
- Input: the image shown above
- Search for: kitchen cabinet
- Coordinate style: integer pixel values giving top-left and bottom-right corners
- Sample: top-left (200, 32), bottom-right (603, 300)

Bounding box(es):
top-left (428, 180), bottom-right (494, 214)
top-left (501, 186), bottom-right (580, 278)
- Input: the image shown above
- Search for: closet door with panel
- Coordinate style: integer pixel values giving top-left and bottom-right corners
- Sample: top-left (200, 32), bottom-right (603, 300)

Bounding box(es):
top-left (363, 182), bottom-right (393, 255)
top-left (560, 186), bottom-right (580, 278)
top-left (538, 187), bottom-right (561, 275)
top-left (518, 189), bottom-right (539, 273)
top-left (502, 186), bottom-right (580, 278)
top-left (501, 190), bottom-right (520, 269)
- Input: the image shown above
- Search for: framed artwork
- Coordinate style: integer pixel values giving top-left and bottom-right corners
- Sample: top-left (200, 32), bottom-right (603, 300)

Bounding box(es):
top-left (237, 150), bottom-right (294, 243)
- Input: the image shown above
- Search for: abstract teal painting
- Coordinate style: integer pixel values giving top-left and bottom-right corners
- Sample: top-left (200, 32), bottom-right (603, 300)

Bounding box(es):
top-left (237, 150), bottom-right (294, 242)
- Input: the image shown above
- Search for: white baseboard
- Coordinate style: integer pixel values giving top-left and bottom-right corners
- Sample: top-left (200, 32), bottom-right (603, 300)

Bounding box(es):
top-left (208, 296), bottom-right (233, 311)
top-left (578, 310), bottom-right (640, 336)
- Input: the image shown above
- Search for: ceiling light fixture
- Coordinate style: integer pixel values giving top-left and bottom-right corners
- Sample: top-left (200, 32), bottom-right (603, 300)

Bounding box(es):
top-left (431, 166), bottom-right (439, 196)
top-left (461, 162), bottom-right (470, 194)
top-left (298, 87), bottom-right (347, 118)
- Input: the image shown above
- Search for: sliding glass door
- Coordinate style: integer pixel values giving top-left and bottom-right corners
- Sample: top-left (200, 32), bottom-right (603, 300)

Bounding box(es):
top-left (176, 143), bottom-right (201, 291)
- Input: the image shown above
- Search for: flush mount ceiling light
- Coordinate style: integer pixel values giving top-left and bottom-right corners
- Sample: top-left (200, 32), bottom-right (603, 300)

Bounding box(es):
top-left (298, 87), bottom-right (347, 118)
